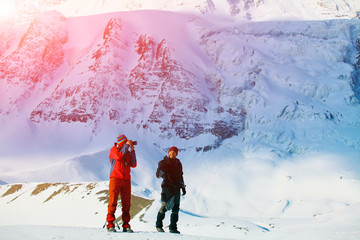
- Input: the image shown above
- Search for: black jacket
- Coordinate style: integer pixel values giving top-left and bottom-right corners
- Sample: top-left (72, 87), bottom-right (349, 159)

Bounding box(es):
top-left (156, 156), bottom-right (185, 191)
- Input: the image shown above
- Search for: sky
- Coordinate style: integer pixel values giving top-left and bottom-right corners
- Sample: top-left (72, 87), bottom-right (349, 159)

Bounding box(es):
top-left (0, 1), bottom-right (15, 17)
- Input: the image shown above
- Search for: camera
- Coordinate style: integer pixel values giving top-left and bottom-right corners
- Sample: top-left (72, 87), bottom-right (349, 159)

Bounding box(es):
top-left (114, 140), bottom-right (137, 147)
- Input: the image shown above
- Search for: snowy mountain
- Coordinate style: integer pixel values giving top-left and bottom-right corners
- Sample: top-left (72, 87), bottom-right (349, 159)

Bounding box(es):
top-left (0, 1), bottom-right (360, 239)
top-left (0, 1), bottom-right (359, 164)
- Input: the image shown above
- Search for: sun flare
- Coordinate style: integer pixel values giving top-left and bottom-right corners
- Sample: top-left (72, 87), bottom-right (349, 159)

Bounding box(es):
top-left (0, 0), bottom-right (16, 18)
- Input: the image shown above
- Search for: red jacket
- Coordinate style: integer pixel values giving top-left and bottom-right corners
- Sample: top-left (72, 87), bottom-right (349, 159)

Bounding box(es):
top-left (109, 143), bottom-right (137, 180)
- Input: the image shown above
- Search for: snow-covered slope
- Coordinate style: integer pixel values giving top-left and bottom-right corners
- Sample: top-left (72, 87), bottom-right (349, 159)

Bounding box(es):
top-left (1, 181), bottom-right (359, 240)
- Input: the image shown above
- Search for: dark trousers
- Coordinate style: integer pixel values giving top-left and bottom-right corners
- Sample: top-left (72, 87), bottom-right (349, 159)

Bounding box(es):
top-left (156, 187), bottom-right (181, 230)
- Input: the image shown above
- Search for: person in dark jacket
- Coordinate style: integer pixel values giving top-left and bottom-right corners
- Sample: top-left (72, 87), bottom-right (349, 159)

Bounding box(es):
top-left (106, 134), bottom-right (137, 233)
top-left (155, 146), bottom-right (186, 234)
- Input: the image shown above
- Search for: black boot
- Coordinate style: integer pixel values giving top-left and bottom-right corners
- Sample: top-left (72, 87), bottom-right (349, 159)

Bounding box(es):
top-left (170, 229), bottom-right (180, 234)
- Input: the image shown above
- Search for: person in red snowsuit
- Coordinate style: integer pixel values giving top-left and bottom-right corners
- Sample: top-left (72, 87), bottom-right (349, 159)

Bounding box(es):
top-left (106, 134), bottom-right (137, 232)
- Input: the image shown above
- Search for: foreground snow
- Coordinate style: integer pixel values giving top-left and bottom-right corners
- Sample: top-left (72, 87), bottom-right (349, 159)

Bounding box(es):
top-left (0, 226), bottom-right (229, 240)
top-left (0, 180), bottom-right (359, 240)
top-left (0, 202), bottom-right (359, 240)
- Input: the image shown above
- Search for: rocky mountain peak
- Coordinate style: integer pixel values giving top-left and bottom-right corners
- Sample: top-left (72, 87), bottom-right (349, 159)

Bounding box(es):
top-left (0, 9), bottom-right (359, 156)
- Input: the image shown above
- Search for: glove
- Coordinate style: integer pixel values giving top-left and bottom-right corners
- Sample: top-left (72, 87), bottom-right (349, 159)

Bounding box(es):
top-left (156, 169), bottom-right (165, 178)
top-left (181, 187), bottom-right (186, 196)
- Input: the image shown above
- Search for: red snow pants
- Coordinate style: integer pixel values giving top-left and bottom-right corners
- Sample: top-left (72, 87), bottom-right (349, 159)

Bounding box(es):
top-left (107, 178), bottom-right (131, 229)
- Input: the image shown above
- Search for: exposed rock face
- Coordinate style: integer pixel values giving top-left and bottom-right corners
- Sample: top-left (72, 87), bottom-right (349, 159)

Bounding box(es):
top-left (26, 14), bottom-right (245, 145)
top-left (0, 11), bottom-right (67, 114)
